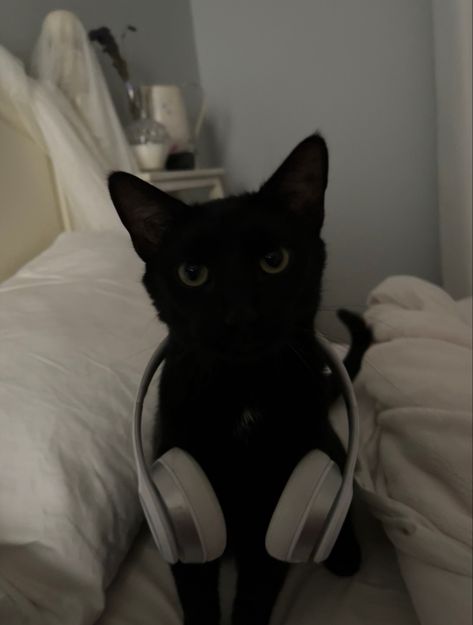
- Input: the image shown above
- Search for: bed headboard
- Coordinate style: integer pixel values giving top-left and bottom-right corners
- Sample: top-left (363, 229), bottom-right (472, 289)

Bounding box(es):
top-left (0, 96), bottom-right (66, 282)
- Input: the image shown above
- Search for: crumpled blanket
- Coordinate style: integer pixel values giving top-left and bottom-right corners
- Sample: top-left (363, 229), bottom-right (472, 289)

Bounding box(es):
top-left (354, 276), bottom-right (472, 625)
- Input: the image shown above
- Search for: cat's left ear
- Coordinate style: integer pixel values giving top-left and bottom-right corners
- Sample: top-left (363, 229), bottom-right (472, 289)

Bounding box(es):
top-left (261, 133), bottom-right (328, 229)
top-left (108, 172), bottom-right (186, 261)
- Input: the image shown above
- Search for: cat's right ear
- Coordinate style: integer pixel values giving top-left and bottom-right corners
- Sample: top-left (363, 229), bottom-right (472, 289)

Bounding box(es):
top-left (260, 133), bottom-right (328, 230)
top-left (108, 172), bottom-right (185, 261)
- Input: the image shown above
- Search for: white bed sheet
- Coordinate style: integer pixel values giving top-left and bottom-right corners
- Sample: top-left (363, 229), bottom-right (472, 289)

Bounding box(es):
top-left (0, 231), bottom-right (163, 625)
top-left (99, 500), bottom-right (419, 625)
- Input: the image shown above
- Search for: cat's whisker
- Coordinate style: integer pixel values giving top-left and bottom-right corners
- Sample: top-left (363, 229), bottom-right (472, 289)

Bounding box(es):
top-left (287, 342), bottom-right (314, 376)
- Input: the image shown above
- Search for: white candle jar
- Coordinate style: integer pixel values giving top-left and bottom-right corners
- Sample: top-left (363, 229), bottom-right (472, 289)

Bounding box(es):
top-left (126, 114), bottom-right (170, 171)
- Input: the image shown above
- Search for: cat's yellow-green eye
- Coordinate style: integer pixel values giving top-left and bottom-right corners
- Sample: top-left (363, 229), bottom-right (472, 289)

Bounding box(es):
top-left (178, 263), bottom-right (209, 287)
top-left (260, 247), bottom-right (290, 274)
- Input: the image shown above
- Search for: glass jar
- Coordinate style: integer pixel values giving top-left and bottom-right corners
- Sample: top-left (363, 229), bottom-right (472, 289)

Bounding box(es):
top-left (126, 105), bottom-right (170, 171)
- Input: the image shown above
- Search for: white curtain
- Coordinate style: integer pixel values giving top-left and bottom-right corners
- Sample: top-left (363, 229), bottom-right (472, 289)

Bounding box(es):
top-left (0, 10), bottom-right (141, 232)
top-left (432, 0), bottom-right (472, 299)
top-left (30, 10), bottom-right (136, 174)
top-left (0, 44), bottom-right (127, 232)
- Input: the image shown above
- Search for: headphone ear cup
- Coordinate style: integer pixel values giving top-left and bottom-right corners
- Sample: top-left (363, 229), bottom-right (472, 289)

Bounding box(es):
top-left (138, 473), bottom-right (179, 564)
top-left (266, 450), bottom-right (342, 563)
top-left (152, 448), bottom-right (227, 563)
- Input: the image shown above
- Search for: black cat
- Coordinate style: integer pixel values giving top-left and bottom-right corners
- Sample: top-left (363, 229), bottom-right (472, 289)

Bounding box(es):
top-left (108, 134), bottom-right (372, 625)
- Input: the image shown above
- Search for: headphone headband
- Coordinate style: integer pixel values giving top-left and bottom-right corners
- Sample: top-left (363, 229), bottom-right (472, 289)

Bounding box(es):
top-left (133, 333), bottom-right (359, 563)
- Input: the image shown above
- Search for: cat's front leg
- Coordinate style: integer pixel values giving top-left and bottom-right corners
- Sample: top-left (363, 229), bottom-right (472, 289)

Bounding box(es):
top-left (232, 550), bottom-right (288, 625)
top-left (323, 510), bottom-right (361, 577)
top-left (172, 560), bottom-right (221, 625)
top-left (321, 424), bottom-right (361, 576)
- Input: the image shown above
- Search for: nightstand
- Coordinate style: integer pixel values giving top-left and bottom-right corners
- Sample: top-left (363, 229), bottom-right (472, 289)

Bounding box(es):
top-left (138, 168), bottom-right (226, 200)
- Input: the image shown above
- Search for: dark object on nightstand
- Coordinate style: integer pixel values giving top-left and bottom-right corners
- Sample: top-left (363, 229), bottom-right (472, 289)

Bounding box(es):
top-left (166, 151), bottom-right (195, 170)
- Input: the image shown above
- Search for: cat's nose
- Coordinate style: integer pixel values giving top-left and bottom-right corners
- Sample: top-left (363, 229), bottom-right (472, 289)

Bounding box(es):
top-left (224, 306), bottom-right (258, 327)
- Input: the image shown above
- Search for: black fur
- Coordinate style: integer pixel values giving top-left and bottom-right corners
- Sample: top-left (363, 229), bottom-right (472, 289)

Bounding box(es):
top-left (109, 134), bottom-right (372, 625)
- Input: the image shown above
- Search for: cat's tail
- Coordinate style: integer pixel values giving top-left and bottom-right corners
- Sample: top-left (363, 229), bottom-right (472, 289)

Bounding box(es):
top-left (327, 309), bottom-right (373, 404)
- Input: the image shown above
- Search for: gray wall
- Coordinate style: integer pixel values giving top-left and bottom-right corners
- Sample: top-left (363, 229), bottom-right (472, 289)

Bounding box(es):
top-left (0, 0), bottom-right (200, 124)
top-left (0, 1), bottom-right (441, 336)
top-left (191, 0), bottom-right (440, 334)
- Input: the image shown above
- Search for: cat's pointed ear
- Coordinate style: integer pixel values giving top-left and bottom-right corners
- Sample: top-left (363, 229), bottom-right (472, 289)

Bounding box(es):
top-left (261, 133), bottom-right (328, 229)
top-left (108, 172), bottom-right (185, 261)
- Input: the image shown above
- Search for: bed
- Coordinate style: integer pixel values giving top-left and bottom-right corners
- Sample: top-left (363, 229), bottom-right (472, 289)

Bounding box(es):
top-left (1, 45), bottom-right (471, 625)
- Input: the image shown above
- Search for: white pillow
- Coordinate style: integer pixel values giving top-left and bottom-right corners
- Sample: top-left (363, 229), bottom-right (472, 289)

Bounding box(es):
top-left (0, 232), bottom-right (166, 625)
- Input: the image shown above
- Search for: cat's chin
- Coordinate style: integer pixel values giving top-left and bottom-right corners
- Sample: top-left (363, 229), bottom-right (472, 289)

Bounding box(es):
top-left (213, 337), bottom-right (287, 364)
top-left (168, 332), bottom-right (280, 363)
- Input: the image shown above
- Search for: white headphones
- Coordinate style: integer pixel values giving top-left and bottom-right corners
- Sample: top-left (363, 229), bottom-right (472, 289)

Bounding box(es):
top-left (133, 334), bottom-right (359, 565)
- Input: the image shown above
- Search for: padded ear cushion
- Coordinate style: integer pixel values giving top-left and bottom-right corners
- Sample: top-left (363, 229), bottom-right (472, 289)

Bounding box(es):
top-left (154, 448), bottom-right (227, 562)
top-left (266, 450), bottom-right (342, 563)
